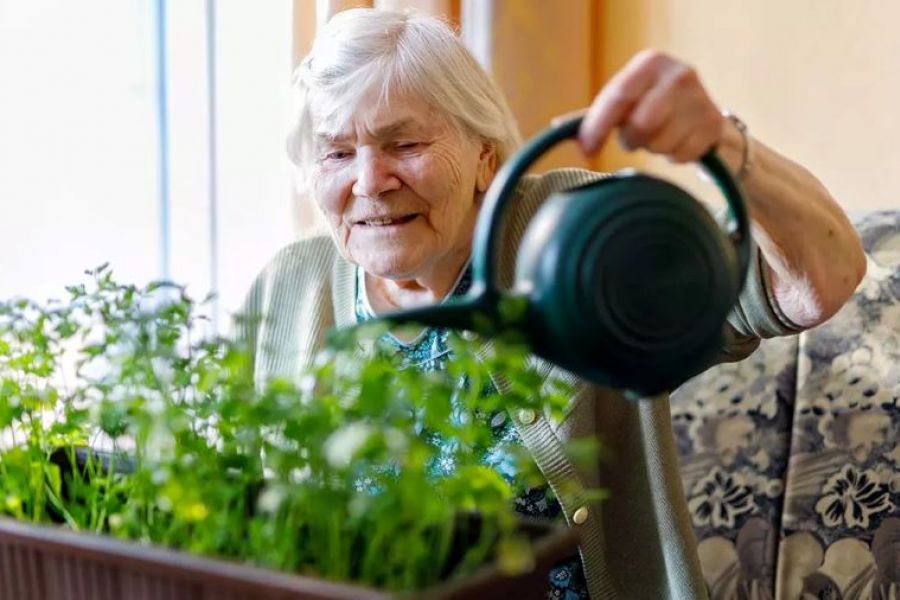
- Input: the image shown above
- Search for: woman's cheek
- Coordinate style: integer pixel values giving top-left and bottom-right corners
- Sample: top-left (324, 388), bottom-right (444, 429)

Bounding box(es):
top-left (430, 144), bottom-right (467, 197)
top-left (312, 165), bottom-right (351, 218)
top-left (405, 152), bottom-right (457, 200)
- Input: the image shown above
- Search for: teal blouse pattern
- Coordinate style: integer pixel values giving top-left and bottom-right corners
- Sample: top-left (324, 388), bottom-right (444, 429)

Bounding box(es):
top-left (355, 265), bottom-right (589, 600)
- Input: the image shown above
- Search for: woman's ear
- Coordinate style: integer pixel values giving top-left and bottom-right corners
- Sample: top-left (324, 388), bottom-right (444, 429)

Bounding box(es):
top-left (475, 141), bottom-right (498, 193)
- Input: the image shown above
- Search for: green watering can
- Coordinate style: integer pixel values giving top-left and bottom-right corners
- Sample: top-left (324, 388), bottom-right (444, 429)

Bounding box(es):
top-left (383, 115), bottom-right (751, 395)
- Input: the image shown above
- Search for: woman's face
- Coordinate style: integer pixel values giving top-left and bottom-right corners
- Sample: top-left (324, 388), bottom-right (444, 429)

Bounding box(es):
top-left (310, 91), bottom-right (494, 281)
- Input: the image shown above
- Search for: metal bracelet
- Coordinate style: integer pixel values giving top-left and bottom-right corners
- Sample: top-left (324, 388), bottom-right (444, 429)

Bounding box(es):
top-left (722, 110), bottom-right (754, 181)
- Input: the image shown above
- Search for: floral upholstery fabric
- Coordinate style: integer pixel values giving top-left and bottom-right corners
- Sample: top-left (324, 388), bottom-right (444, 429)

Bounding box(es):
top-left (672, 210), bottom-right (900, 599)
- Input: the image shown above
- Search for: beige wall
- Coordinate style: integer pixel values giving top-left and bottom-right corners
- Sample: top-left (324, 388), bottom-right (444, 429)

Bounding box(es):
top-left (484, 0), bottom-right (597, 172)
top-left (598, 0), bottom-right (900, 212)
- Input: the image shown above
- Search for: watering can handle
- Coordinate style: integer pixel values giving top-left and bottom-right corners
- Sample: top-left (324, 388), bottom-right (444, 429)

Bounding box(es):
top-left (469, 115), bottom-right (752, 298)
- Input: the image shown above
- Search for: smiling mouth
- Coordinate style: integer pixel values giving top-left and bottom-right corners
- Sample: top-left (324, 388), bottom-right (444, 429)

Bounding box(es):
top-left (356, 214), bottom-right (419, 227)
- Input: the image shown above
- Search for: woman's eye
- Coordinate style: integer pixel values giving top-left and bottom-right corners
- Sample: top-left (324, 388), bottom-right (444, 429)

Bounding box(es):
top-left (394, 142), bottom-right (420, 151)
top-left (325, 150), bottom-right (353, 161)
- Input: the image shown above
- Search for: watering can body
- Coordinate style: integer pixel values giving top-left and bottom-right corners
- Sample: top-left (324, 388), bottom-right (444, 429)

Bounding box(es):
top-left (513, 172), bottom-right (743, 393)
top-left (380, 116), bottom-right (752, 396)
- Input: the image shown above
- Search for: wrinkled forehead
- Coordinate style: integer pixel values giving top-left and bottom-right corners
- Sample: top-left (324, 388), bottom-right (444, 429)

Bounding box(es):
top-left (310, 84), bottom-right (453, 143)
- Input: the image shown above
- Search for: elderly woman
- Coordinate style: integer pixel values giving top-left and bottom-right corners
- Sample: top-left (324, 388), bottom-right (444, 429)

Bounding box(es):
top-left (240, 8), bottom-right (865, 600)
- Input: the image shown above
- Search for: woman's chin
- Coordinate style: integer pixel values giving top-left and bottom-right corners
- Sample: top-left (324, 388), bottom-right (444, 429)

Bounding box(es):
top-left (354, 254), bottom-right (427, 281)
top-left (348, 239), bottom-right (432, 280)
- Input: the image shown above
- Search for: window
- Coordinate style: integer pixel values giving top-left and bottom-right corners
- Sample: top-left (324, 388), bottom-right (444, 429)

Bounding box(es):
top-left (0, 0), bottom-right (297, 330)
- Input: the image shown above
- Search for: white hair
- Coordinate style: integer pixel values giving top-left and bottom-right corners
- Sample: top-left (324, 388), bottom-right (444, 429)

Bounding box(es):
top-left (286, 8), bottom-right (521, 188)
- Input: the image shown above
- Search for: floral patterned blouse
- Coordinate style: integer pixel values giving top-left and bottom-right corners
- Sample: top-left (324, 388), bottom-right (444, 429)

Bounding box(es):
top-left (355, 263), bottom-right (589, 600)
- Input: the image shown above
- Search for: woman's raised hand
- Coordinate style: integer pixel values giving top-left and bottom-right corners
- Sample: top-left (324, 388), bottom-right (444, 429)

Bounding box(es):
top-left (575, 49), bottom-right (725, 163)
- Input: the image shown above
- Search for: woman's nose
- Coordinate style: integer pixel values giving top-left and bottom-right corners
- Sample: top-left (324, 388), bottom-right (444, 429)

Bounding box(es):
top-left (352, 149), bottom-right (401, 198)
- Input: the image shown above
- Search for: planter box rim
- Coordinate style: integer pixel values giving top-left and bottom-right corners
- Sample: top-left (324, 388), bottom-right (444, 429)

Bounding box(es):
top-left (0, 517), bottom-right (388, 600)
top-left (0, 516), bottom-right (578, 599)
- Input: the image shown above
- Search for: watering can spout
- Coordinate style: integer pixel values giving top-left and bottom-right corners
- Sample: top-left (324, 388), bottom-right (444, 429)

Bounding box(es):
top-left (379, 289), bottom-right (515, 338)
top-left (380, 299), bottom-right (485, 335)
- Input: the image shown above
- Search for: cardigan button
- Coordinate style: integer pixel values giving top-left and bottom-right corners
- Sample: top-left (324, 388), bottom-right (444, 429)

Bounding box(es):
top-left (572, 506), bottom-right (589, 525)
top-left (517, 409), bottom-right (536, 425)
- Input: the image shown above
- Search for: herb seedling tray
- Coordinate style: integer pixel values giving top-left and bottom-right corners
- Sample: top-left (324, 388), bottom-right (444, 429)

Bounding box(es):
top-left (0, 517), bottom-right (578, 600)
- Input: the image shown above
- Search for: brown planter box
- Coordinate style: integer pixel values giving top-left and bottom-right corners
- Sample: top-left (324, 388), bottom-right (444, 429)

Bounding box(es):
top-left (0, 517), bottom-right (578, 600)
